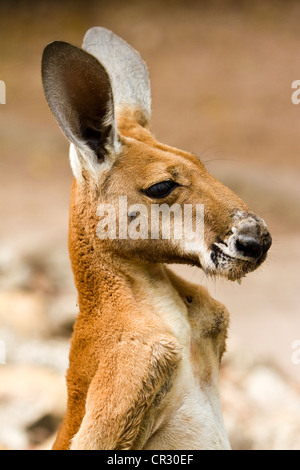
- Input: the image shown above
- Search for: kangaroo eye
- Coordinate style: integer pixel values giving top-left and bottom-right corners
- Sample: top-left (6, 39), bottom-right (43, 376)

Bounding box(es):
top-left (143, 180), bottom-right (179, 199)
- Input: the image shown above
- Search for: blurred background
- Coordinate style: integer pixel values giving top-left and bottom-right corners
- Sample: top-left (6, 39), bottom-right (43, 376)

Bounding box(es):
top-left (0, 0), bottom-right (300, 450)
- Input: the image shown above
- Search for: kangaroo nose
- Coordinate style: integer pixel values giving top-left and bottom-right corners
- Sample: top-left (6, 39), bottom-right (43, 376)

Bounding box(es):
top-left (235, 224), bottom-right (272, 261)
top-left (236, 235), bottom-right (263, 259)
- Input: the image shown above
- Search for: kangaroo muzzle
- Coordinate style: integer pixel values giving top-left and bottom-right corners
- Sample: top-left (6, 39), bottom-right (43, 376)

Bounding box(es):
top-left (210, 212), bottom-right (272, 281)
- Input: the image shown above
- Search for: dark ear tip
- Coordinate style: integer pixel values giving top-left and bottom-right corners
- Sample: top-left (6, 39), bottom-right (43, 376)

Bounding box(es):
top-left (42, 41), bottom-right (67, 72)
top-left (43, 41), bottom-right (67, 57)
top-left (42, 41), bottom-right (80, 70)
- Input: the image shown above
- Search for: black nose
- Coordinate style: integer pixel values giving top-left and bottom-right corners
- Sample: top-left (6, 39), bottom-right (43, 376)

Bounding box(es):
top-left (235, 233), bottom-right (272, 260)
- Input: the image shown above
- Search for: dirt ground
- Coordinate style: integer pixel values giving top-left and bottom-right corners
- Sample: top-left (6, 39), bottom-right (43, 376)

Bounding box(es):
top-left (0, 0), bottom-right (300, 450)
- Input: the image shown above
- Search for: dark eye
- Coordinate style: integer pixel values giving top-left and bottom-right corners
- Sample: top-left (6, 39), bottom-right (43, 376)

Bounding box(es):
top-left (143, 180), bottom-right (179, 199)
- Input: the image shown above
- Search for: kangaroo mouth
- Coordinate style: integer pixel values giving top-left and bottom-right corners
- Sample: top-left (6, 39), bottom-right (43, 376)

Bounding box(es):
top-left (208, 243), bottom-right (268, 281)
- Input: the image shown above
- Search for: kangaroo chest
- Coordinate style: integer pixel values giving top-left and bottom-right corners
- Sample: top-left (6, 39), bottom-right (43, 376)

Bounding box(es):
top-left (134, 272), bottom-right (230, 449)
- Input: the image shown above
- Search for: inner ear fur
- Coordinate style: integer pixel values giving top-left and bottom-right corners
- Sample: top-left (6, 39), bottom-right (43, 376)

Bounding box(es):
top-left (42, 41), bottom-right (117, 162)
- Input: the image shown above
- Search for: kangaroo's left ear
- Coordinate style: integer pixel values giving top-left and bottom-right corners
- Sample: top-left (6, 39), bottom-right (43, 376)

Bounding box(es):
top-left (42, 41), bottom-right (120, 181)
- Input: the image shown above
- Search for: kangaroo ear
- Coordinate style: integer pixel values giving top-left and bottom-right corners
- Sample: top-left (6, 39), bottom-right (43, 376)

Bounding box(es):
top-left (83, 27), bottom-right (151, 128)
top-left (42, 41), bottom-right (120, 181)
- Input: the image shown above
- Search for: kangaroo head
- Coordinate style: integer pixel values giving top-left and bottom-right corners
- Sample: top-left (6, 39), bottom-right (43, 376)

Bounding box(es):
top-left (42, 27), bottom-right (271, 282)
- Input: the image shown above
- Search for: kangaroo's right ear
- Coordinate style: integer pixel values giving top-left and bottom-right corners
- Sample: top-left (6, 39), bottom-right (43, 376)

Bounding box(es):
top-left (42, 41), bottom-right (120, 182)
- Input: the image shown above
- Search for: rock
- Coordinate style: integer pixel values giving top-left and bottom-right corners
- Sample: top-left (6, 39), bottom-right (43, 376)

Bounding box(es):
top-left (244, 366), bottom-right (300, 412)
top-left (220, 349), bottom-right (300, 450)
top-left (0, 365), bottom-right (66, 450)
top-left (0, 247), bottom-right (31, 291)
top-left (0, 290), bottom-right (50, 337)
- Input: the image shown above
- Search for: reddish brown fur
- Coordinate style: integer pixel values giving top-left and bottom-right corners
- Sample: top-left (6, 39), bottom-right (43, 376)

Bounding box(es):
top-left (42, 35), bottom-right (271, 449)
top-left (52, 112), bottom-right (248, 449)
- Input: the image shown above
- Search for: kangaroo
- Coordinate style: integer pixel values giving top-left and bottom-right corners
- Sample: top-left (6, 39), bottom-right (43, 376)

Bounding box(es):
top-left (42, 27), bottom-right (272, 450)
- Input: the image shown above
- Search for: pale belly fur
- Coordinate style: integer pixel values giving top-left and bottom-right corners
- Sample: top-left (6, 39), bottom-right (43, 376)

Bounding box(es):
top-left (137, 271), bottom-right (231, 450)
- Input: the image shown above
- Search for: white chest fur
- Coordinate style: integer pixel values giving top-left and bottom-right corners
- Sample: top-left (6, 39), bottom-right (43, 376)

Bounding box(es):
top-left (135, 269), bottom-right (230, 450)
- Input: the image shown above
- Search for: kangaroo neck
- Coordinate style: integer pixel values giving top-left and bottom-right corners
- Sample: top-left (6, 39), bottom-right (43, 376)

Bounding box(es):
top-left (68, 179), bottom-right (169, 314)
